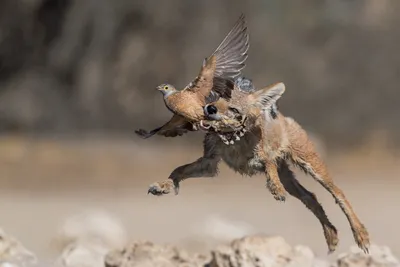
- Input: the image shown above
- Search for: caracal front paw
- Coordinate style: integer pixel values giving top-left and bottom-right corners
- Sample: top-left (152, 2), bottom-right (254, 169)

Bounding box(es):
top-left (267, 181), bottom-right (287, 202)
top-left (147, 179), bottom-right (179, 196)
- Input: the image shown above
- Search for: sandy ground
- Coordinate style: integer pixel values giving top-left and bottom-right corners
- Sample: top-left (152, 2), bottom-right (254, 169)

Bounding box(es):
top-left (0, 135), bottom-right (398, 262)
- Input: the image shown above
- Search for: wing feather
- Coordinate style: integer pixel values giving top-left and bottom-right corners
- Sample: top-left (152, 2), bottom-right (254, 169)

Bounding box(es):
top-left (184, 14), bottom-right (249, 100)
top-left (135, 115), bottom-right (195, 139)
top-left (211, 13), bottom-right (249, 79)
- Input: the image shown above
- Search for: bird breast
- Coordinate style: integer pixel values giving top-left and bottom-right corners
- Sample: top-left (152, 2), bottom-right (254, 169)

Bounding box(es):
top-left (166, 92), bottom-right (205, 121)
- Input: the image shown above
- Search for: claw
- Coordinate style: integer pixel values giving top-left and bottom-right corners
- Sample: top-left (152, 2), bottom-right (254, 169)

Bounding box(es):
top-left (147, 185), bottom-right (165, 196)
top-left (147, 180), bottom-right (175, 196)
top-left (229, 140), bottom-right (234, 145)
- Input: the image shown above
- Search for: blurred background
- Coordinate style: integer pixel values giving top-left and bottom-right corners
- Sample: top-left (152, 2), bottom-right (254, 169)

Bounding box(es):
top-left (0, 0), bottom-right (399, 263)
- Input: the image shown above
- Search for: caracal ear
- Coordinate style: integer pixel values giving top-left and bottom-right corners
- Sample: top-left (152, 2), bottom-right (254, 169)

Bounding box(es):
top-left (248, 82), bottom-right (285, 109)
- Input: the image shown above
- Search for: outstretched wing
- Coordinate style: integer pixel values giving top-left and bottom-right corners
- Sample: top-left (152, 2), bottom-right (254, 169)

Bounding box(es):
top-left (184, 14), bottom-right (249, 99)
top-left (135, 114), bottom-right (195, 139)
top-left (211, 13), bottom-right (249, 79)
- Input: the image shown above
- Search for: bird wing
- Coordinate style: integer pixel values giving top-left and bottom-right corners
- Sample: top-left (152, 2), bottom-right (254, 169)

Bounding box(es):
top-left (206, 76), bottom-right (235, 103)
top-left (184, 14), bottom-right (249, 100)
top-left (135, 114), bottom-right (195, 139)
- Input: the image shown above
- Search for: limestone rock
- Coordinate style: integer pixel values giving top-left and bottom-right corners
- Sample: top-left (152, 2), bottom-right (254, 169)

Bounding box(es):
top-left (335, 244), bottom-right (399, 267)
top-left (208, 234), bottom-right (326, 267)
top-left (0, 228), bottom-right (37, 267)
top-left (55, 240), bottom-right (109, 267)
top-left (104, 241), bottom-right (208, 267)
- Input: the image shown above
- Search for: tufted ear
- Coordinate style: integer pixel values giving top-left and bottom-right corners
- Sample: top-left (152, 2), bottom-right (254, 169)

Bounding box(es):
top-left (249, 82), bottom-right (285, 109)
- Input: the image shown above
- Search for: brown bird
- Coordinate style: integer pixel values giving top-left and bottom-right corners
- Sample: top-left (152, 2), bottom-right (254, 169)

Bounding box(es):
top-left (135, 14), bottom-right (249, 139)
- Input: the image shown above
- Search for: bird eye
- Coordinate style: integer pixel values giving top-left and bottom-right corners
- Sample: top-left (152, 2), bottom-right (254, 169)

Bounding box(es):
top-left (164, 86), bottom-right (169, 90)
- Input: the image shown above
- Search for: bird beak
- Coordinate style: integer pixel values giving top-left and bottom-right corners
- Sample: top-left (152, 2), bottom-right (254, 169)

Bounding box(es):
top-left (156, 86), bottom-right (162, 91)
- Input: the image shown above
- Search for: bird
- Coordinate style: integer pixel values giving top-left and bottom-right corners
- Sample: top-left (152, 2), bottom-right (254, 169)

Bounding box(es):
top-left (135, 14), bottom-right (249, 139)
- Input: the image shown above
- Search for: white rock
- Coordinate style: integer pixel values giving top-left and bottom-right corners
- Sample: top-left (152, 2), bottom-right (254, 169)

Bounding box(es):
top-left (0, 228), bottom-right (37, 267)
top-left (209, 234), bottom-right (325, 267)
top-left (55, 240), bottom-right (110, 267)
top-left (104, 241), bottom-right (207, 267)
top-left (0, 262), bottom-right (19, 267)
top-left (336, 244), bottom-right (399, 267)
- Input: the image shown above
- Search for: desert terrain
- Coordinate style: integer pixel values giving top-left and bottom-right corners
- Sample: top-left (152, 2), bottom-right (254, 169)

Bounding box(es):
top-left (0, 134), bottom-right (398, 264)
top-left (0, 1), bottom-right (399, 266)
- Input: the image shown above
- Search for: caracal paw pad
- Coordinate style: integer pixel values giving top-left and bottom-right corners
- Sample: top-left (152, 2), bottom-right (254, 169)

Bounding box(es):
top-left (267, 182), bottom-right (287, 202)
top-left (147, 180), bottom-right (176, 196)
top-left (324, 225), bottom-right (339, 254)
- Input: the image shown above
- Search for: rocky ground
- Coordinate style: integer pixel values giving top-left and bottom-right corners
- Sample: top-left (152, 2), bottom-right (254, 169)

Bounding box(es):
top-left (0, 212), bottom-right (398, 267)
top-left (0, 136), bottom-right (398, 267)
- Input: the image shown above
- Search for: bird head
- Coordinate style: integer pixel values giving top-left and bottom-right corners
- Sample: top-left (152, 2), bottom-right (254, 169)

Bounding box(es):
top-left (156, 84), bottom-right (176, 97)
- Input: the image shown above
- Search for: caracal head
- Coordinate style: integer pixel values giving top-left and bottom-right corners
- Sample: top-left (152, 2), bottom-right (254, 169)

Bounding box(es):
top-left (201, 82), bottom-right (286, 132)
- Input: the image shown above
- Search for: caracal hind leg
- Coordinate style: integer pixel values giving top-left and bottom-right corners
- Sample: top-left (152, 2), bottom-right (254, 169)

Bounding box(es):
top-left (264, 161), bottom-right (287, 201)
top-left (148, 134), bottom-right (221, 196)
top-left (278, 161), bottom-right (338, 253)
top-left (288, 134), bottom-right (370, 253)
